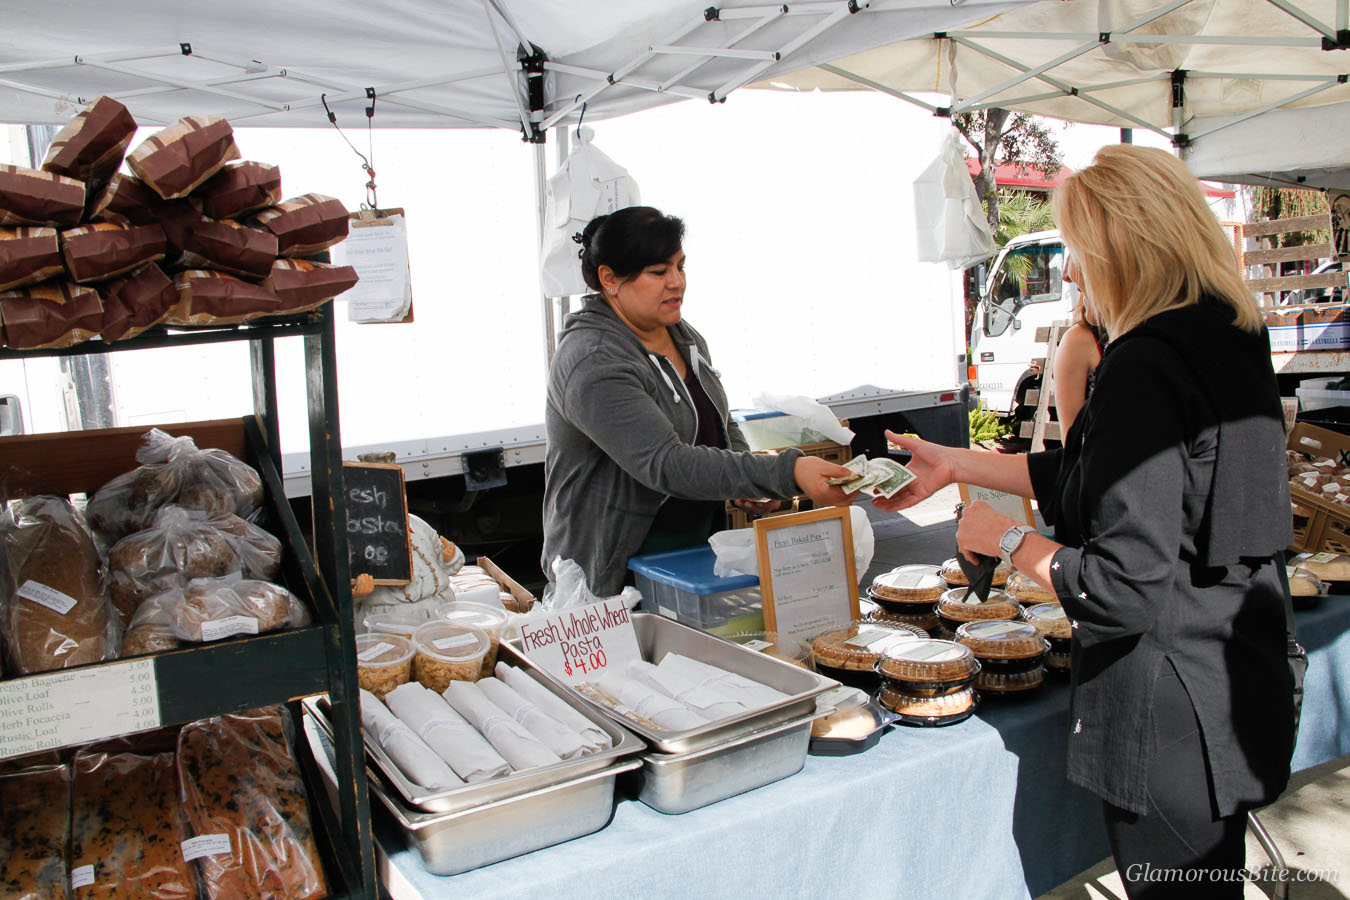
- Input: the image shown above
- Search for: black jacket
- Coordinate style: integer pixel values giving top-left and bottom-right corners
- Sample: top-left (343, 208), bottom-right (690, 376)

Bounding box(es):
top-left (1027, 298), bottom-right (1295, 815)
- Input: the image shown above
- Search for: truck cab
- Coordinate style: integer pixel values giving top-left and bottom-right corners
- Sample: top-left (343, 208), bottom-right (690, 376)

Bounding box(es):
top-left (969, 230), bottom-right (1072, 420)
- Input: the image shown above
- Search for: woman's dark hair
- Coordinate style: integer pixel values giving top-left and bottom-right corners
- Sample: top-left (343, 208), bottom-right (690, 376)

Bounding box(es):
top-left (578, 206), bottom-right (685, 292)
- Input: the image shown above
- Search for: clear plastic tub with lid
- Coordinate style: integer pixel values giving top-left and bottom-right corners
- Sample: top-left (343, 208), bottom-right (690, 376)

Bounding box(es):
top-left (810, 622), bottom-right (927, 691)
top-left (954, 620), bottom-right (1048, 694)
top-left (875, 638), bottom-right (979, 692)
top-left (439, 601), bottom-right (510, 678)
top-left (1020, 602), bottom-right (1071, 673)
top-left (869, 564), bottom-right (946, 603)
top-left (1004, 570), bottom-right (1057, 605)
top-left (412, 621), bottom-right (490, 693)
top-left (356, 632), bottom-right (414, 699)
top-left (934, 588), bottom-right (1019, 638)
top-left (870, 607), bottom-right (940, 636)
top-left (877, 682), bottom-right (978, 726)
top-left (363, 605), bottom-right (441, 637)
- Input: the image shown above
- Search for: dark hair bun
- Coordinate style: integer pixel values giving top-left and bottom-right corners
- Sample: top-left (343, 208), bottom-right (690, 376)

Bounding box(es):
top-left (579, 207), bottom-right (684, 293)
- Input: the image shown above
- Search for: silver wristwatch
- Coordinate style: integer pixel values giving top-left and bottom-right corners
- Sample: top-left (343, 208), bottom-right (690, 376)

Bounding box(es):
top-left (998, 524), bottom-right (1036, 566)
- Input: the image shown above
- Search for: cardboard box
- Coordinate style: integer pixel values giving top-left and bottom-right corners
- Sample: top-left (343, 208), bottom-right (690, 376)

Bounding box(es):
top-left (1266, 304), bottom-right (1350, 352)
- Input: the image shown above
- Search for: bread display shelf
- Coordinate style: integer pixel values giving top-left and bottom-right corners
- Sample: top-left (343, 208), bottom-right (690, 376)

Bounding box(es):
top-left (0, 303), bottom-right (377, 898)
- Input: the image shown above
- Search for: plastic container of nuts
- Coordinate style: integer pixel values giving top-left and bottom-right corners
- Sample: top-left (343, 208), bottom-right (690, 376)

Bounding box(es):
top-left (356, 632), bottom-right (414, 699)
top-left (412, 621), bottom-right (490, 693)
top-left (438, 601), bottom-right (510, 678)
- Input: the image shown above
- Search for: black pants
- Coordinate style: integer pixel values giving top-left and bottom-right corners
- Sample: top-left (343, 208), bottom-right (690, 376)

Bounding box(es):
top-left (1103, 664), bottom-right (1251, 899)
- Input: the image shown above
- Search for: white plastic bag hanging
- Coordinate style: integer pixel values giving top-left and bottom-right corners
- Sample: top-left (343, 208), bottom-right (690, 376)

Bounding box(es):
top-left (540, 127), bottom-right (641, 298)
top-left (750, 392), bottom-right (855, 447)
top-left (710, 506), bottom-right (875, 584)
top-left (913, 127), bottom-right (998, 270)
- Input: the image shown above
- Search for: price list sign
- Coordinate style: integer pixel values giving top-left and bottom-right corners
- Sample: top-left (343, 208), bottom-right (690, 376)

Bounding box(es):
top-left (0, 659), bottom-right (161, 759)
top-left (517, 597), bottom-right (642, 685)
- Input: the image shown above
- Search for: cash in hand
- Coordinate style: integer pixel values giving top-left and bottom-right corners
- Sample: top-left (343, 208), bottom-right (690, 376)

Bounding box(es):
top-left (827, 455), bottom-right (917, 499)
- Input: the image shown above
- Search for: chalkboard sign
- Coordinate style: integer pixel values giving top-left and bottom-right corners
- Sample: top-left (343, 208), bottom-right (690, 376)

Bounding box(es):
top-left (343, 462), bottom-right (412, 586)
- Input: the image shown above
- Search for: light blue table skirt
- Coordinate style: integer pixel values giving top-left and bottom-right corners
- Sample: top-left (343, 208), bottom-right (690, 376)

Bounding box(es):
top-left (372, 601), bottom-right (1350, 900)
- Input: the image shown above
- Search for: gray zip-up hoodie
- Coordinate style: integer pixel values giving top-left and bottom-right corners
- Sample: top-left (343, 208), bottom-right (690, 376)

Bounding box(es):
top-left (542, 295), bottom-right (802, 595)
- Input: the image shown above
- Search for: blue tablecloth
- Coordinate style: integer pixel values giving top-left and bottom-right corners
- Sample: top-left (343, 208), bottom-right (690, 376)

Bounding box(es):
top-left (376, 601), bottom-right (1350, 900)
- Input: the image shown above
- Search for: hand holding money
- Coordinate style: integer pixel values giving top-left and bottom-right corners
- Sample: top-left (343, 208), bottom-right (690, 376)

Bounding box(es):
top-left (828, 455), bottom-right (917, 499)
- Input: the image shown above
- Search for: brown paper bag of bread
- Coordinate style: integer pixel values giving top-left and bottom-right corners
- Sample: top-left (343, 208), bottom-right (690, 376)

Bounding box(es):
top-left (0, 163), bottom-right (86, 228)
top-left (87, 173), bottom-right (166, 227)
top-left (168, 270), bottom-right (282, 325)
top-left (192, 161), bottom-right (282, 219)
top-left (61, 221), bottom-right (166, 283)
top-left (178, 219), bottom-right (278, 279)
top-left (251, 193), bottom-right (349, 257)
top-left (0, 226), bottom-right (62, 291)
top-left (177, 707), bottom-right (328, 900)
top-left (41, 95), bottom-right (138, 184)
top-left (128, 116), bottom-right (240, 200)
top-left (263, 259), bottom-right (358, 313)
top-left (0, 496), bottom-right (114, 674)
top-left (0, 282), bottom-right (104, 350)
top-left (99, 263), bottom-right (178, 342)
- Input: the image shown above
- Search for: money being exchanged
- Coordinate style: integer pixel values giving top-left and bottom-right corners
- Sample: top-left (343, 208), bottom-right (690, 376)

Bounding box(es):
top-left (827, 455), bottom-right (917, 499)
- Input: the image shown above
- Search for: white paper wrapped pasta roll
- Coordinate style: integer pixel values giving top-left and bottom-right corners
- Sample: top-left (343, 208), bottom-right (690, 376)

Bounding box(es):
top-left (656, 653), bottom-right (790, 710)
top-left (495, 663), bottom-right (611, 751)
top-left (595, 670), bottom-right (710, 731)
top-left (384, 682), bottom-right (509, 782)
top-left (358, 689), bottom-right (462, 790)
top-left (626, 659), bottom-right (748, 721)
top-left (442, 680), bottom-right (561, 771)
top-left (477, 676), bottom-right (587, 760)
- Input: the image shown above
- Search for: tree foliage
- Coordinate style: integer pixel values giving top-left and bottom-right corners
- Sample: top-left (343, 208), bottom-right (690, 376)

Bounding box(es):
top-left (1248, 186), bottom-right (1329, 247)
top-left (952, 109), bottom-right (1063, 231)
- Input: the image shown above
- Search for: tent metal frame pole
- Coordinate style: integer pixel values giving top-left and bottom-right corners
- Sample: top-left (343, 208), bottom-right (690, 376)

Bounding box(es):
top-left (1186, 76), bottom-right (1345, 141)
top-left (482, 0), bottom-right (534, 138)
top-left (962, 74), bottom-right (1170, 112)
top-left (659, 10), bottom-right (785, 90)
top-left (949, 29), bottom-right (1322, 48)
top-left (1340, 0), bottom-right (1349, 32)
top-left (948, 35), bottom-right (1172, 140)
top-left (817, 63), bottom-right (941, 112)
top-left (533, 140), bottom-right (555, 367)
top-left (541, 62), bottom-right (709, 101)
top-left (1264, 0), bottom-right (1338, 40)
top-left (711, 5), bottom-right (851, 101)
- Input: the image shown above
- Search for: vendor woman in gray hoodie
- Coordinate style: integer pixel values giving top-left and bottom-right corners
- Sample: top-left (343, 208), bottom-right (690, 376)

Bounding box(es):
top-left (542, 206), bottom-right (853, 595)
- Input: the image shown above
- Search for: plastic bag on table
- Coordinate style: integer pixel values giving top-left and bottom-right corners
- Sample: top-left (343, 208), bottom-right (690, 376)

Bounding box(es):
top-left (709, 505), bottom-right (875, 584)
top-left (0, 495), bottom-right (117, 674)
top-left (122, 574), bottom-right (308, 657)
top-left (176, 706), bottom-right (327, 900)
top-left (86, 428), bottom-right (264, 542)
top-left (541, 556), bottom-right (642, 613)
top-left (107, 505), bottom-right (282, 624)
top-left (70, 749), bottom-right (196, 899)
top-left (749, 392), bottom-right (855, 446)
top-left (0, 763), bottom-right (70, 900)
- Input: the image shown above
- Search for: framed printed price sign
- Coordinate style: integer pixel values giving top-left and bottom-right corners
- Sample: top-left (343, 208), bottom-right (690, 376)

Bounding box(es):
top-left (958, 483), bottom-right (1036, 527)
top-left (754, 507), bottom-right (859, 643)
top-left (517, 597), bottom-right (643, 686)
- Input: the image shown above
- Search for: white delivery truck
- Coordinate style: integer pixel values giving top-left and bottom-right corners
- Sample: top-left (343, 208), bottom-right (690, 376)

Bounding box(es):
top-left (968, 230), bottom-right (1072, 424)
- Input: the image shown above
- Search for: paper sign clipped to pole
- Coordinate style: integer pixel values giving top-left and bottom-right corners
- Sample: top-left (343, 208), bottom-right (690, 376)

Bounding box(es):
top-left (517, 597), bottom-right (642, 686)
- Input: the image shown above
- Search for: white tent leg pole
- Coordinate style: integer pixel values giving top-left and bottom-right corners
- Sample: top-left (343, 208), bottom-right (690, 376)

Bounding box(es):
top-left (533, 140), bottom-right (556, 368)
top-left (555, 126), bottom-right (572, 325)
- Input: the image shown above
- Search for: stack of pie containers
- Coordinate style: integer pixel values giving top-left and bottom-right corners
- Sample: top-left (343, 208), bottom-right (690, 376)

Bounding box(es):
top-left (1021, 602), bottom-right (1072, 674)
top-left (1004, 570), bottom-right (1057, 605)
top-left (874, 639), bottom-right (980, 726)
top-left (867, 564), bottom-right (946, 634)
top-left (809, 621), bottom-right (928, 691)
top-left (954, 620), bottom-right (1049, 694)
top-left (939, 556), bottom-right (1011, 589)
top-left (934, 588), bottom-right (1019, 639)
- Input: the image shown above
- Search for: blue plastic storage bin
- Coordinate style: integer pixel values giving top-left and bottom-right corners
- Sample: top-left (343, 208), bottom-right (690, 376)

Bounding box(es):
top-left (627, 546), bottom-right (763, 634)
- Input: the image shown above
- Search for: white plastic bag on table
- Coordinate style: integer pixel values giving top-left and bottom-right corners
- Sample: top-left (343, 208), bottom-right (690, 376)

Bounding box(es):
top-left (539, 127), bottom-right (641, 298)
top-left (541, 556), bottom-right (642, 612)
top-left (709, 506), bottom-right (874, 584)
top-left (913, 127), bottom-right (998, 270)
top-left (750, 392), bottom-right (855, 446)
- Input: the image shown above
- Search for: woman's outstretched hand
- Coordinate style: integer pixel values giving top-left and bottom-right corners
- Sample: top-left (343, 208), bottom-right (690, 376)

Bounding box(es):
top-left (871, 430), bottom-right (958, 513)
top-left (793, 456), bottom-right (856, 508)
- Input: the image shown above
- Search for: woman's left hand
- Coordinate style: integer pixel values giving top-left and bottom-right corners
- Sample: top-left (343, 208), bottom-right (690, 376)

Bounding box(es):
top-left (732, 499), bottom-right (783, 516)
top-left (956, 500), bottom-right (1017, 563)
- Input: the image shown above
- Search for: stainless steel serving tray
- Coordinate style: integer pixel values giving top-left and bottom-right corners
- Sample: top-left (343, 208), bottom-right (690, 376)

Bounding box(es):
top-left (628, 710), bottom-right (827, 815)
top-left (521, 612), bottom-right (838, 755)
top-left (303, 641), bottom-right (645, 814)
top-left (303, 713), bottom-right (641, 877)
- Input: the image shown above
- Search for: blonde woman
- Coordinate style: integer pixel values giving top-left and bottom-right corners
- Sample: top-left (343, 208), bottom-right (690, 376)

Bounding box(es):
top-left (877, 145), bottom-right (1294, 898)
top-left (1051, 260), bottom-right (1106, 430)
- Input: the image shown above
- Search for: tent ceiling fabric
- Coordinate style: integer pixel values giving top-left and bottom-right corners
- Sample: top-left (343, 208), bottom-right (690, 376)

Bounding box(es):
top-left (763, 0), bottom-right (1350, 186)
top-left (0, 0), bottom-right (1029, 132)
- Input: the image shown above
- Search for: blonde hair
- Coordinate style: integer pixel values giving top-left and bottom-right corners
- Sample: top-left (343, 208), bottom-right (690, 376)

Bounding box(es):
top-left (1052, 145), bottom-right (1259, 337)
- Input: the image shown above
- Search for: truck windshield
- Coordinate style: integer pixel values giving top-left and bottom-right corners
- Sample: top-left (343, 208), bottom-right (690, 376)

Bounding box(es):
top-left (983, 244), bottom-right (1064, 338)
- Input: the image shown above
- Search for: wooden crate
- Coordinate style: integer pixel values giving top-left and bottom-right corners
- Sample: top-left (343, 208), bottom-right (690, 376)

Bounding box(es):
top-left (1287, 421), bottom-right (1350, 553)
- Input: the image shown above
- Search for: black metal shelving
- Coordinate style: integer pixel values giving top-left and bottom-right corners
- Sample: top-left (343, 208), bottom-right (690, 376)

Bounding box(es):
top-left (0, 305), bottom-right (376, 900)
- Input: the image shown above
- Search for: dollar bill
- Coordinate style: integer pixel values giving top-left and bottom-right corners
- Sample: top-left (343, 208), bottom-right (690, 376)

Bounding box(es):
top-left (826, 455), bottom-right (916, 498)
top-left (866, 457), bottom-right (917, 499)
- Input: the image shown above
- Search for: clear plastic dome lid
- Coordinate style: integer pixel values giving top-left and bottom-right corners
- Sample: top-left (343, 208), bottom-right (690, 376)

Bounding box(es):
top-left (438, 600), bottom-right (510, 637)
top-left (955, 620), bottom-right (1048, 658)
top-left (871, 565), bottom-right (945, 601)
top-left (876, 638), bottom-right (977, 683)
top-left (355, 632), bottom-right (414, 666)
top-left (1021, 602), bottom-right (1071, 638)
top-left (412, 620), bottom-right (490, 662)
top-left (1004, 570), bottom-right (1056, 603)
top-left (811, 623), bottom-right (926, 671)
top-left (936, 589), bottom-right (1019, 622)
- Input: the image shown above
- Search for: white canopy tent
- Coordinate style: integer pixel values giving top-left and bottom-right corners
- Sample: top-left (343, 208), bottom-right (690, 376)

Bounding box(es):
top-left (0, 0), bottom-right (1027, 134)
top-left (763, 0), bottom-right (1350, 189)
